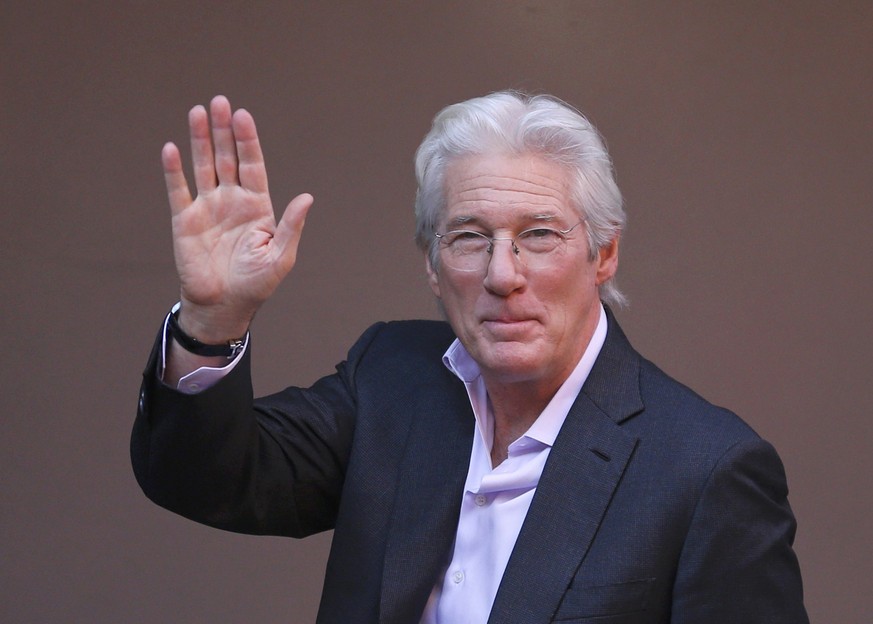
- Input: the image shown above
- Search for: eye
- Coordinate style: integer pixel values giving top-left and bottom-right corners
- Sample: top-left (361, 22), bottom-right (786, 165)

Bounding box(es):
top-left (443, 230), bottom-right (489, 253)
top-left (518, 228), bottom-right (562, 252)
top-left (526, 228), bottom-right (556, 239)
top-left (453, 230), bottom-right (485, 240)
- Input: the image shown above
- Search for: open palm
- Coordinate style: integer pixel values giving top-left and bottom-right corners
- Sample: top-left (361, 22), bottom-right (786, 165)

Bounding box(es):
top-left (162, 96), bottom-right (312, 342)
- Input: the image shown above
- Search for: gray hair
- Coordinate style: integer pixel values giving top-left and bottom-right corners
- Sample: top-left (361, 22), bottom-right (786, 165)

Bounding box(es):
top-left (414, 91), bottom-right (627, 308)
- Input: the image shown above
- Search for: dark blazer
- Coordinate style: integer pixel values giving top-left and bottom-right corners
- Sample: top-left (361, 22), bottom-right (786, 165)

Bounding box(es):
top-left (132, 311), bottom-right (808, 623)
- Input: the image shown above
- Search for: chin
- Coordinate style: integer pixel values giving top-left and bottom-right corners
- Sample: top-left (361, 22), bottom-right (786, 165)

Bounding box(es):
top-left (477, 347), bottom-right (547, 381)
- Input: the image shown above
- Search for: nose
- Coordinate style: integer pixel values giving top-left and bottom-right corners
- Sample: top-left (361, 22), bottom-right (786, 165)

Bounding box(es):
top-left (483, 238), bottom-right (526, 295)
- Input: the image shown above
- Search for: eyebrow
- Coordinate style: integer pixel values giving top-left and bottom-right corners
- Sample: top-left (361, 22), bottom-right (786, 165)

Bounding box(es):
top-left (445, 213), bottom-right (559, 229)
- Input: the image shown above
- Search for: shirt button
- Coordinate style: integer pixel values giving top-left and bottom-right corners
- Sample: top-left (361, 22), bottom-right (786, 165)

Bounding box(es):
top-left (474, 494), bottom-right (487, 506)
top-left (452, 571), bottom-right (464, 584)
top-left (187, 383), bottom-right (200, 392)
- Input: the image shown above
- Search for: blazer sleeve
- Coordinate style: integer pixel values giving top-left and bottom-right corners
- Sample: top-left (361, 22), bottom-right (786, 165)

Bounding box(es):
top-left (671, 437), bottom-right (809, 624)
top-left (131, 322), bottom-right (385, 538)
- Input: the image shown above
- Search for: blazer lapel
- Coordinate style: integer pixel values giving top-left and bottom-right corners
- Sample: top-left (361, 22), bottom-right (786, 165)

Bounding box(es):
top-left (488, 312), bottom-right (644, 623)
top-left (379, 375), bottom-right (475, 623)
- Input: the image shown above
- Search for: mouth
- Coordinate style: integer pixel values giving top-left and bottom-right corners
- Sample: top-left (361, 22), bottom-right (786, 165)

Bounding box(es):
top-left (481, 310), bottom-right (537, 323)
top-left (481, 317), bottom-right (537, 334)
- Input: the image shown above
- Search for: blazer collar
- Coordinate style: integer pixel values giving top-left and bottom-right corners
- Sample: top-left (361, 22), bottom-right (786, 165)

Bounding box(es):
top-left (581, 307), bottom-right (645, 424)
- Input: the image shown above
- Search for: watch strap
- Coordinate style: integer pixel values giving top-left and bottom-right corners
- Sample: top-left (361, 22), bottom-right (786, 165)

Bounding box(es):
top-left (167, 308), bottom-right (246, 359)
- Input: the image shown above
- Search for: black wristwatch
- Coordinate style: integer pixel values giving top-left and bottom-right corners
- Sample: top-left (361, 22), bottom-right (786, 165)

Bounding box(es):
top-left (166, 308), bottom-right (246, 359)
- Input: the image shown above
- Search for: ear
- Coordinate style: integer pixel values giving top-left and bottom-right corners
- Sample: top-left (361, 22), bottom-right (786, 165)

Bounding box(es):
top-left (425, 254), bottom-right (442, 298)
top-left (595, 235), bottom-right (620, 286)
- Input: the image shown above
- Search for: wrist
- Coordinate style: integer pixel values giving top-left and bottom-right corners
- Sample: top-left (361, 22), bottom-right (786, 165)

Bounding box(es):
top-left (170, 302), bottom-right (249, 358)
top-left (176, 299), bottom-right (253, 344)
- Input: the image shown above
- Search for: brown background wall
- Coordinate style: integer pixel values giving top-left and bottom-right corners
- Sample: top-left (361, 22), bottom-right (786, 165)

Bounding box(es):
top-left (2, 2), bottom-right (871, 622)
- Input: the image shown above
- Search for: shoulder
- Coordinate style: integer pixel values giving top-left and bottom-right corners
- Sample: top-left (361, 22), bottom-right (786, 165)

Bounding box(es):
top-left (599, 311), bottom-right (764, 461)
top-left (372, 319), bottom-right (456, 345)
top-left (342, 319), bottom-right (457, 378)
top-left (636, 356), bottom-right (760, 450)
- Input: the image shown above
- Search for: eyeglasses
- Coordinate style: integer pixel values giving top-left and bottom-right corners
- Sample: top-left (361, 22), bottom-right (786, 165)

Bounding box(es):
top-left (434, 220), bottom-right (584, 272)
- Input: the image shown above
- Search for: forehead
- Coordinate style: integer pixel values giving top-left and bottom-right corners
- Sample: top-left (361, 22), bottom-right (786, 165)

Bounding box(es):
top-left (442, 154), bottom-right (575, 227)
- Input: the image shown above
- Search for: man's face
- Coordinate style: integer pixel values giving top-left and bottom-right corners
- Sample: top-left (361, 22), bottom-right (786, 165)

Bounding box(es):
top-left (426, 153), bottom-right (618, 391)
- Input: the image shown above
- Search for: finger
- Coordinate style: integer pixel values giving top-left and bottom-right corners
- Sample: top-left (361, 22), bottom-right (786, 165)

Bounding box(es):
top-left (273, 193), bottom-right (315, 273)
top-left (210, 95), bottom-right (239, 186)
top-left (189, 104), bottom-right (217, 193)
top-left (233, 109), bottom-right (269, 194)
top-left (162, 142), bottom-right (193, 215)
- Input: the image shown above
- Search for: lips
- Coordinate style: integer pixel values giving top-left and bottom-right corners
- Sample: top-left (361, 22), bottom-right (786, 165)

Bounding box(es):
top-left (481, 317), bottom-right (538, 336)
top-left (482, 313), bottom-right (531, 322)
top-left (478, 304), bottom-right (541, 335)
top-left (480, 310), bottom-right (537, 323)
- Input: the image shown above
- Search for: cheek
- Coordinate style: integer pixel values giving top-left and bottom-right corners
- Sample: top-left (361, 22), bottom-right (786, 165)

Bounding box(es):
top-left (536, 268), bottom-right (586, 302)
top-left (538, 267), bottom-right (597, 319)
top-left (440, 271), bottom-right (479, 299)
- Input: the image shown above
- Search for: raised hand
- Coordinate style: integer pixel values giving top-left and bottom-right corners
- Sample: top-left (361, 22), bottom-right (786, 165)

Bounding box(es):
top-left (161, 95), bottom-right (313, 343)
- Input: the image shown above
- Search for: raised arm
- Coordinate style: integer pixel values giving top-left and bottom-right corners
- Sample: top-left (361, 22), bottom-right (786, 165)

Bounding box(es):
top-left (161, 96), bottom-right (313, 382)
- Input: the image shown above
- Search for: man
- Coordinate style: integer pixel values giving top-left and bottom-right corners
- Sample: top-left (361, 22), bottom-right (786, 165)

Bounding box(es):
top-left (132, 92), bottom-right (808, 623)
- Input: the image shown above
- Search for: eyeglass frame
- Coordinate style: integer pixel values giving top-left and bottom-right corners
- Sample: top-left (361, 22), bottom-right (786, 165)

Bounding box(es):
top-left (433, 219), bottom-right (586, 272)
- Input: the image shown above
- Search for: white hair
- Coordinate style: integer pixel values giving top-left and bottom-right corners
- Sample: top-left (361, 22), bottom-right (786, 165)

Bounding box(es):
top-left (414, 91), bottom-right (627, 308)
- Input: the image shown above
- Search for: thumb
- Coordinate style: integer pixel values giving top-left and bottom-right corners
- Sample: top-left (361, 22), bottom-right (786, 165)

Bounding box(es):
top-left (273, 192), bottom-right (314, 272)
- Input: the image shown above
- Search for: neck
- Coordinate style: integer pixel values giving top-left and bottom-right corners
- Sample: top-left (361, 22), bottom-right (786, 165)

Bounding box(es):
top-left (484, 377), bottom-right (559, 466)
